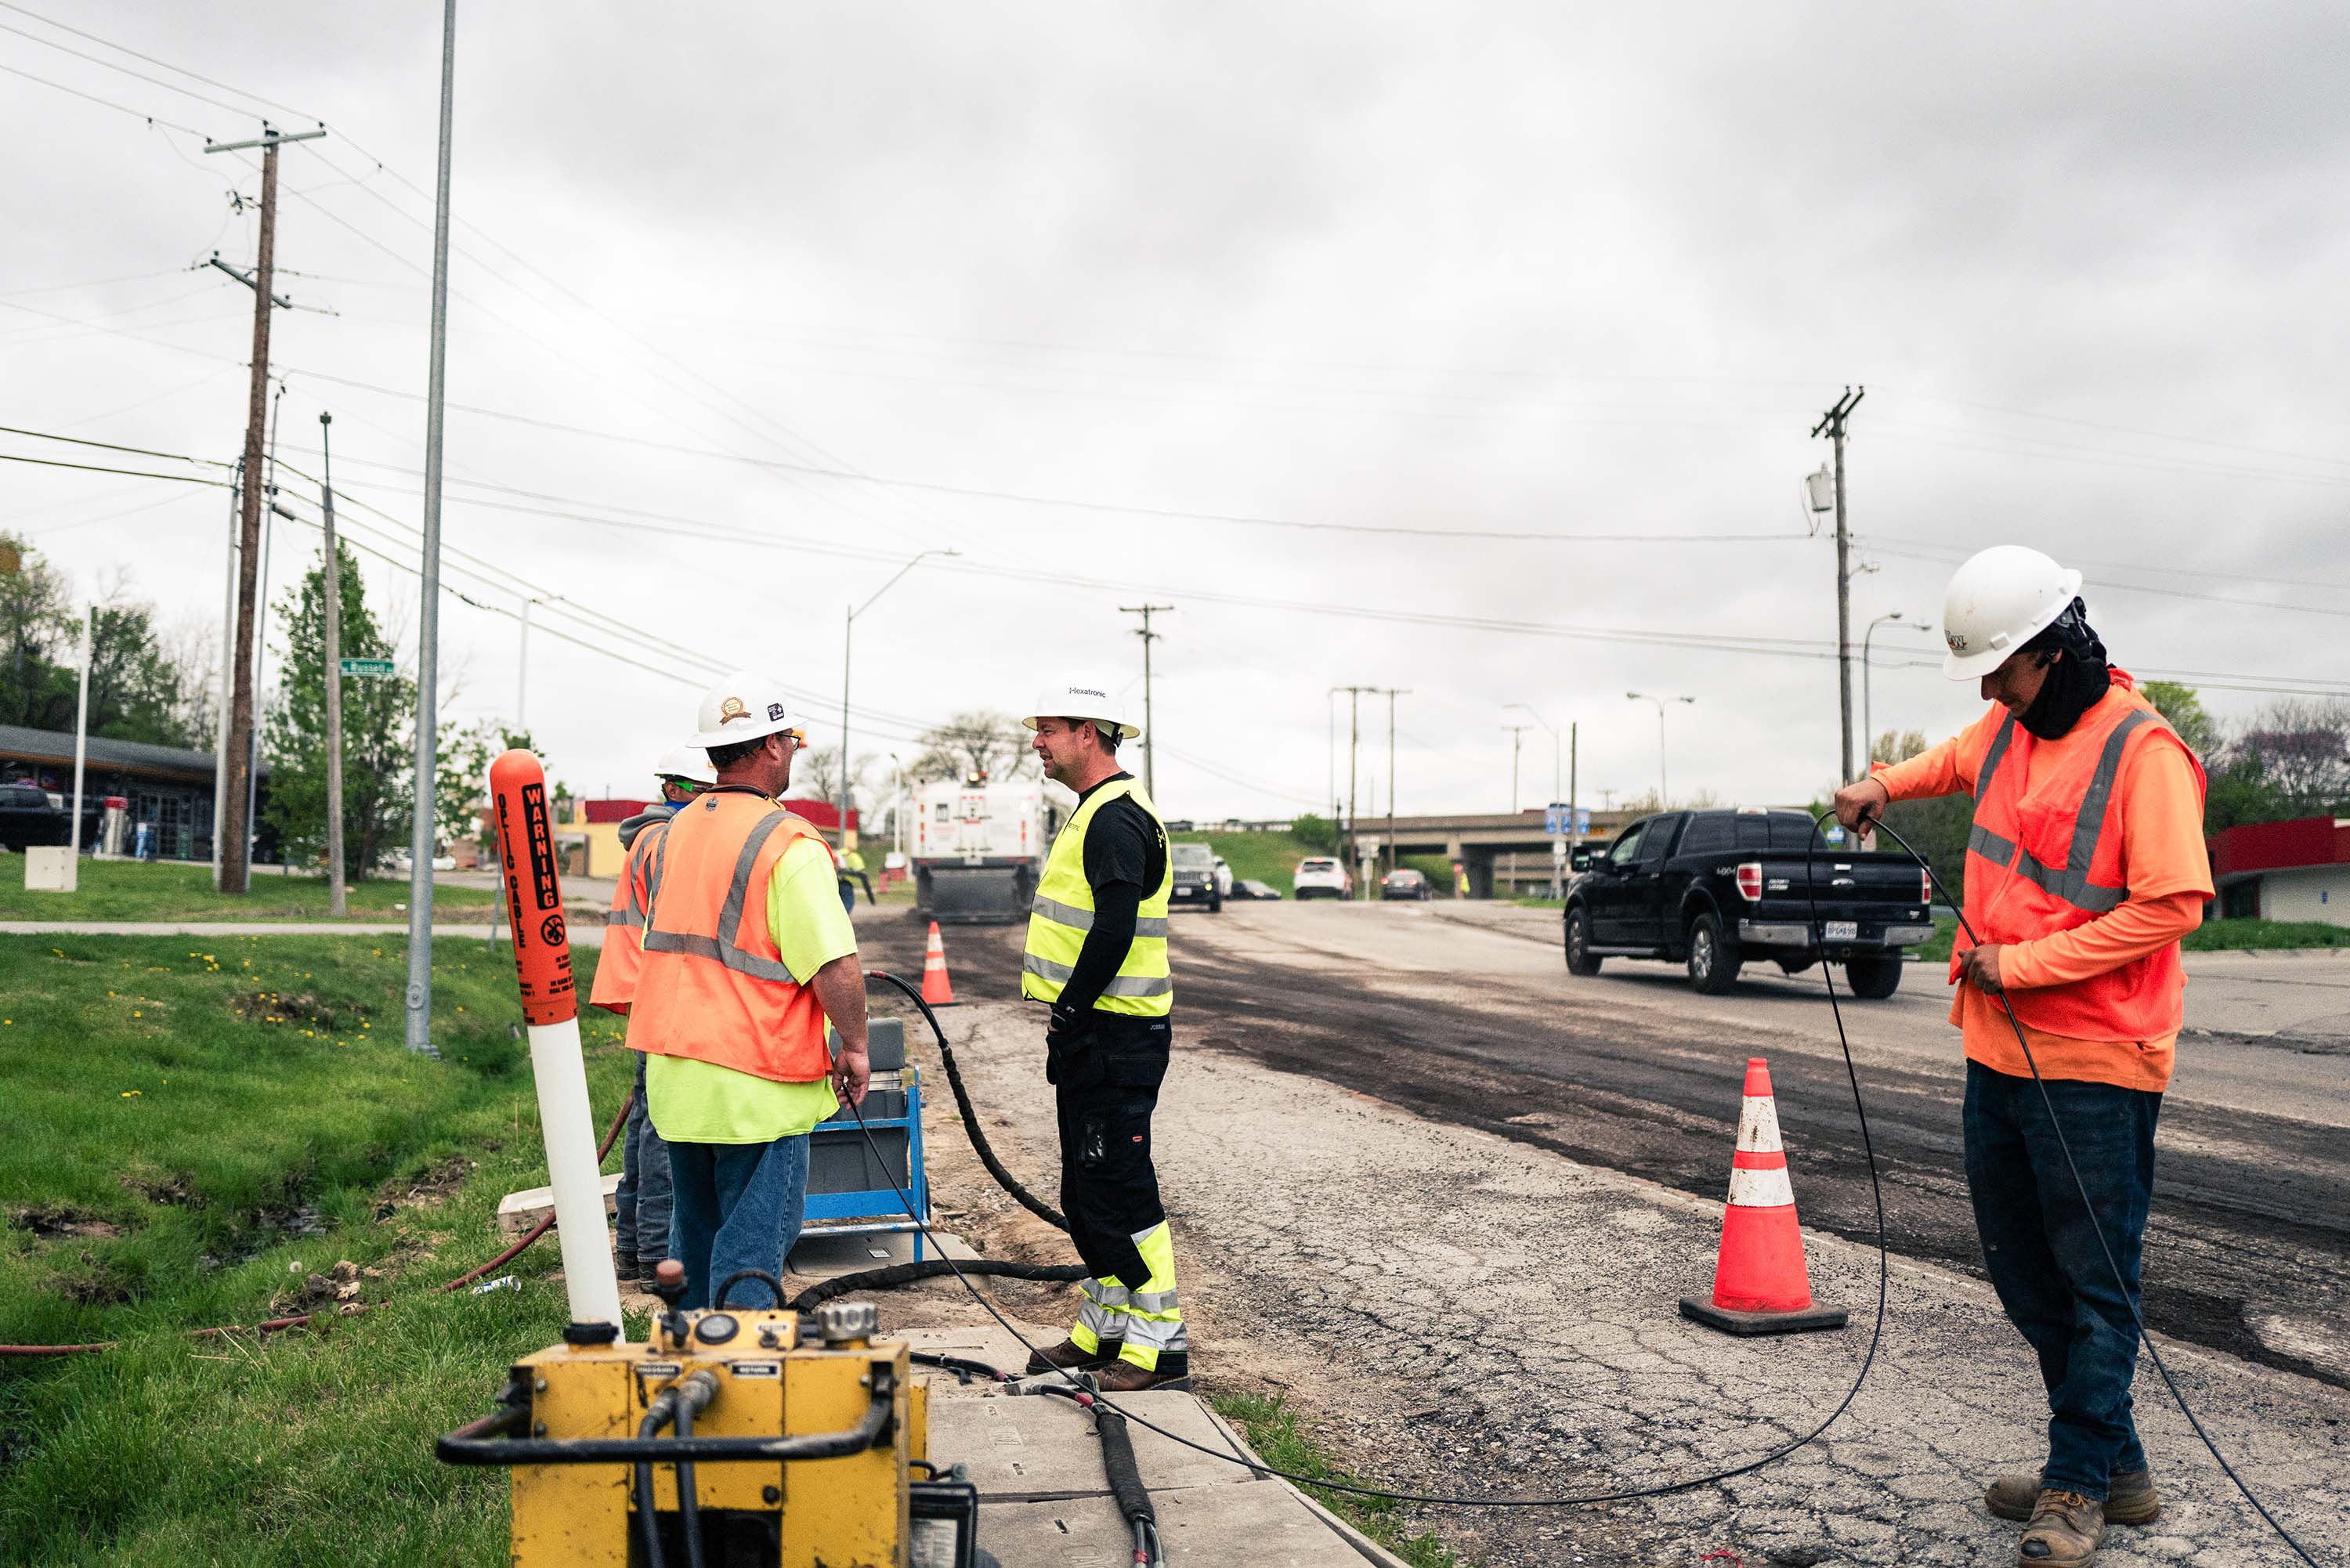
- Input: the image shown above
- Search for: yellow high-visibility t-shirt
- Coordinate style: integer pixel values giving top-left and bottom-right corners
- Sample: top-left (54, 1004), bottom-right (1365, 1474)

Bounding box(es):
top-left (646, 836), bottom-right (857, 1143)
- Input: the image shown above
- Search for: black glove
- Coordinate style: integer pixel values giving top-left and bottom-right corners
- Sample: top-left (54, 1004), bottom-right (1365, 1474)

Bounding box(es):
top-left (1047, 1001), bottom-right (1086, 1047)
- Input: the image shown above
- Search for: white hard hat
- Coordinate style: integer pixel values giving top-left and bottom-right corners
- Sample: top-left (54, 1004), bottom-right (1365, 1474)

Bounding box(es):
top-left (1020, 677), bottom-right (1141, 740)
top-left (653, 746), bottom-right (717, 786)
top-left (1939, 546), bottom-right (2085, 681)
top-left (685, 670), bottom-right (804, 748)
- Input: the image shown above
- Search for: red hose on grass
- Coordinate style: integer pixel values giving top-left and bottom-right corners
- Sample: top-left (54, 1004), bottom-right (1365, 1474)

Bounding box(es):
top-left (0, 1091), bottom-right (634, 1358)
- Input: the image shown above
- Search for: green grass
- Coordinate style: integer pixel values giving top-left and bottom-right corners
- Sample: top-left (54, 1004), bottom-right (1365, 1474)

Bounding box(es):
top-left (1211, 1393), bottom-right (1467, 1567)
top-left (0, 858), bottom-right (495, 923)
top-left (0, 932), bottom-right (640, 1566)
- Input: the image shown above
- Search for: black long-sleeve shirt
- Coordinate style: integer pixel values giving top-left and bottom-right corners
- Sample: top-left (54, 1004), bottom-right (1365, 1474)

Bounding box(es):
top-left (1054, 773), bottom-right (1166, 1018)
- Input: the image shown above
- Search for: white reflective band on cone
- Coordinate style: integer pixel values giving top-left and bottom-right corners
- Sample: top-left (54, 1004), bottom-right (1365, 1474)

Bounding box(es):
top-left (1735, 1094), bottom-right (1784, 1153)
top-left (528, 1015), bottom-right (625, 1335)
top-left (1726, 1165), bottom-right (1797, 1208)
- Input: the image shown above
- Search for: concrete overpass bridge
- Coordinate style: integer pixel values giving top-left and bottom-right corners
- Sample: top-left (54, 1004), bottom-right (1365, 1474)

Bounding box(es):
top-left (1348, 808), bottom-right (1638, 898)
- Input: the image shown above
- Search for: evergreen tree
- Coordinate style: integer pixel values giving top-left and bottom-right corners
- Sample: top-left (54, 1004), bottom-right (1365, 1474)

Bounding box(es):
top-left (261, 551), bottom-right (414, 878)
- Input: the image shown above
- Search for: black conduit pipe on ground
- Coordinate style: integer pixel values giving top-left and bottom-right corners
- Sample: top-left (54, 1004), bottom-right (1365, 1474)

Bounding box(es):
top-left (1093, 1404), bottom-right (1161, 1564)
top-left (790, 1259), bottom-right (1090, 1314)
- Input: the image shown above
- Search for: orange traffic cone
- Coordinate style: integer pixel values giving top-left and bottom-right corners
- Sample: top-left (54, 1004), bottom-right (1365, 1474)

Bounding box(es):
top-left (1679, 1057), bottom-right (1847, 1336)
top-left (920, 921), bottom-right (959, 1008)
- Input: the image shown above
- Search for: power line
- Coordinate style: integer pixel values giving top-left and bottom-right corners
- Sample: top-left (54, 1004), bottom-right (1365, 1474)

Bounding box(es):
top-left (0, 1), bottom-right (320, 122)
top-left (0, 17), bottom-right (270, 125)
top-left (0, 59), bottom-right (208, 135)
top-left (0, 450), bottom-right (230, 486)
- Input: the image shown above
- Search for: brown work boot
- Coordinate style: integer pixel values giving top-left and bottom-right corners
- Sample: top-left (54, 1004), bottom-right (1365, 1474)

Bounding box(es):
top-left (1987, 1468), bottom-right (2160, 1525)
top-left (1094, 1359), bottom-right (1191, 1393)
top-left (2018, 1490), bottom-right (2106, 1564)
top-left (1024, 1337), bottom-right (1119, 1375)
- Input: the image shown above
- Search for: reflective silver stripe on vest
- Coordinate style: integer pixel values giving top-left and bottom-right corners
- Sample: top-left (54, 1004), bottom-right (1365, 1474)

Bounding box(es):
top-left (1969, 709), bottom-right (2146, 915)
top-left (1974, 713), bottom-right (2018, 800)
top-left (1020, 952), bottom-right (1174, 998)
top-left (640, 810), bottom-right (798, 984)
top-left (1029, 894), bottom-right (1168, 939)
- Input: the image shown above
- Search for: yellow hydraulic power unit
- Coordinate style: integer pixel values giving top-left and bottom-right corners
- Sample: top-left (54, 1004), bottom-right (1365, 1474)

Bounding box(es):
top-left (437, 1264), bottom-right (982, 1568)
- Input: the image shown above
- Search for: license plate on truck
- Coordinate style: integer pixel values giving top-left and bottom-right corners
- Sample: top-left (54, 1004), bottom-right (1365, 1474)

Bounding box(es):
top-left (1821, 920), bottom-right (1858, 941)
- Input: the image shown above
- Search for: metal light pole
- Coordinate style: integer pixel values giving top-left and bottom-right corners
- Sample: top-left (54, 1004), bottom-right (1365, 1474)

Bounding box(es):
top-left (1861, 612), bottom-right (1906, 769)
top-left (1505, 703), bottom-right (1564, 898)
top-left (69, 605), bottom-right (91, 865)
top-left (1626, 692), bottom-right (1694, 807)
top-left (405, 0), bottom-right (457, 1058)
top-left (320, 413), bottom-right (348, 916)
top-left (840, 548), bottom-right (958, 844)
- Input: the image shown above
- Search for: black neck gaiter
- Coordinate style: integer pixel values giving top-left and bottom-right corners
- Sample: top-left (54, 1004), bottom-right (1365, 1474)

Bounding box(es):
top-left (2016, 603), bottom-right (2111, 739)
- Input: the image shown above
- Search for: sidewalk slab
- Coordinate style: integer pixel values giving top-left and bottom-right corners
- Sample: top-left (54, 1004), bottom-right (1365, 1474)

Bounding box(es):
top-left (927, 1391), bottom-right (1249, 1499)
top-left (979, 1481), bottom-right (1381, 1568)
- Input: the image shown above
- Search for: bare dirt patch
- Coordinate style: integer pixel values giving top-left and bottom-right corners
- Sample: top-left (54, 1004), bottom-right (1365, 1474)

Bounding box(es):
top-left (7, 1205), bottom-right (124, 1241)
top-left (229, 990), bottom-right (361, 1030)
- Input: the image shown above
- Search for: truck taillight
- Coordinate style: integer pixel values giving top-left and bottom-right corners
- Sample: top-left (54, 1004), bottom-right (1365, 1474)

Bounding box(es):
top-left (1922, 866), bottom-right (1934, 906)
top-left (1735, 862), bottom-right (1762, 902)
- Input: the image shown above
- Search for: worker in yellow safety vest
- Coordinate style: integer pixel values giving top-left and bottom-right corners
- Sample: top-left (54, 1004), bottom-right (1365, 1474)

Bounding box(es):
top-left (1018, 677), bottom-right (1188, 1392)
top-left (588, 746), bottom-right (714, 1288)
top-left (624, 674), bottom-right (870, 1310)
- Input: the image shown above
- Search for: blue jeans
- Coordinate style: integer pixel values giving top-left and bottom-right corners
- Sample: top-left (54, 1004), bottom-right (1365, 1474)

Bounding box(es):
top-left (666, 1135), bottom-right (810, 1310)
top-left (613, 1053), bottom-right (673, 1268)
top-left (1963, 1060), bottom-right (2161, 1498)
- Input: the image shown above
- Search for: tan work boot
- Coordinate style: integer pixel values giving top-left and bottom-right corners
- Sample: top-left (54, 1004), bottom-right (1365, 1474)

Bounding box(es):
top-left (1024, 1337), bottom-right (1118, 1375)
top-left (1094, 1359), bottom-right (1192, 1393)
top-left (2018, 1490), bottom-right (2106, 1564)
top-left (1987, 1468), bottom-right (2160, 1525)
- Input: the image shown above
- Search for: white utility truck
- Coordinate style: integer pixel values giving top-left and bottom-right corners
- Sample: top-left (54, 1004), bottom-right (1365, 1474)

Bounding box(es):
top-left (908, 775), bottom-right (1070, 924)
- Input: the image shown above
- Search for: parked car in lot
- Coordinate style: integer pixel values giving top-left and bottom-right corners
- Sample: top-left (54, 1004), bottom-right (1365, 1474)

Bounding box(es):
top-left (1170, 841), bottom-right (1223, 912)
top-left (1561, 807), bottom-right (1935, 998)
top-left (1232, 878), bottom-right (1282, 901)
top-left (0, 783), bottom-right (71, 850)
top-left (1379, 866), bottom-right (1431, 901)
top-left (1292, 856), bottom-right (1353, 900)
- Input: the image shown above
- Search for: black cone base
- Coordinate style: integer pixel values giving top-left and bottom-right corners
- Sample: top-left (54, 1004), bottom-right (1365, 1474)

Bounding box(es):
top-left (1678, 1296), bottom-right (1849, 1336)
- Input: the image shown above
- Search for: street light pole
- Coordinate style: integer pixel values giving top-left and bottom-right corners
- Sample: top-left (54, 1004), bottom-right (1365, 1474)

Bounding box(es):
top-left (841, 548), bottom-right (958, 847)
top-left (1625, 692), bottom-right (1694, 806)
top-left (1505, 703), bottom-right (1564, 898)
top-left (1861, 611), bottom-right (1907, 770)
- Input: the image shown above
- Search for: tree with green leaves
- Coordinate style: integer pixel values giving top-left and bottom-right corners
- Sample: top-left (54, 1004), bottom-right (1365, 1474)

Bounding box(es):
top-left (2141, 681), bottom-right (2219, 759)
top-left (1870, 728), bottom-right (1973, 906)
top-left (437, 721), bottom-right (539, 860)
top-left (261, 551), bottom-right (414, 879)
top-left (0, 533), bottom-right (205, 746)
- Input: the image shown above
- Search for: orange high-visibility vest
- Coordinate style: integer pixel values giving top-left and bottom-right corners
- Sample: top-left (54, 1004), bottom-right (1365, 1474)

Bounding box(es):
top-left (588, 817), bottom-right (672, 1016)
top-left (624, 789), bottom-right (833, 1083)
top-left (1958, 680), bottom-right (2206, 1042)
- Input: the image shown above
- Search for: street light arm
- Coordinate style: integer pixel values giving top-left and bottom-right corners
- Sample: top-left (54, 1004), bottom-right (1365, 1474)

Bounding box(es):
top-left (851, 547), bottom-right (960, 621)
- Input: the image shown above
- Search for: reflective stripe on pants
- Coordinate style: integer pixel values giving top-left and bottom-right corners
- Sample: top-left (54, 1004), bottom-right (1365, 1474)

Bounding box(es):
top-left (1066, 1221), bottom-right (1186, 1370)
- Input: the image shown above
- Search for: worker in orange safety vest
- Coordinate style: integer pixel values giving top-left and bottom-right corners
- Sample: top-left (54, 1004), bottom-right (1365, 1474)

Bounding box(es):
top-left (589, 746), bottom-right (715, 1289)
top-left (1834, 546), bottom-right (2209, 1568)
top-left (624, 674), bottom-right (870, 1310)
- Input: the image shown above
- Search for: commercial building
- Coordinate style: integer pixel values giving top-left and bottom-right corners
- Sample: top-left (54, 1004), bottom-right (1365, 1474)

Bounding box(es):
top-left (0, 723), bottom-right (266, 862)
top-left (2207, 815), bottom-right (2350, 925)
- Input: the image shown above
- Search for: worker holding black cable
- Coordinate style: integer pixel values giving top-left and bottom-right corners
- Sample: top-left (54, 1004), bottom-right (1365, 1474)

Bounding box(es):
top-left (1835, 546), bottom-right (2211, 1568)
top-left (1017, 677), bottom-right (1189, 1393)
top-left (625, 674), bottom-right (871, 1311)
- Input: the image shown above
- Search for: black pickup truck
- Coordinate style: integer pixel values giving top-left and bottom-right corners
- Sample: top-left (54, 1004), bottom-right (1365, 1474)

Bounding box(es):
top-left (1561, 807), bottom-right (1936, 998)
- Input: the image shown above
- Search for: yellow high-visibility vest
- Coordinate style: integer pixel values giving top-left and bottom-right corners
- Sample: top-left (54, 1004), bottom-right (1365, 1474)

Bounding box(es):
top-left (1021, 777), bottom-right (1173, 1016)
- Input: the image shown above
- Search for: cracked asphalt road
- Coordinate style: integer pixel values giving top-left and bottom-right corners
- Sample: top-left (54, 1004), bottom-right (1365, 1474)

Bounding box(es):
top-left (861, 901), bottom-right (2350, 1564)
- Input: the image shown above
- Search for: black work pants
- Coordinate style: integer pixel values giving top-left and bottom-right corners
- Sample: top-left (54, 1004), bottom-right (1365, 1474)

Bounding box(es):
top-left (1047, 1013), bottom-right (1172, 1292)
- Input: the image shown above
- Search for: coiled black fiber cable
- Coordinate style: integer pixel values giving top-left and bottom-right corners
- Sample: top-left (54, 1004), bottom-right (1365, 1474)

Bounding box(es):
top-left (1857, 814), bottom-right (2319, 1566)
top-left (853, 970), bottom-right (1892, 1509)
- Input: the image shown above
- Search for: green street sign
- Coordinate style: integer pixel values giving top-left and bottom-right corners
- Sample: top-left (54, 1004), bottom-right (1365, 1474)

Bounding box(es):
top-left (340, 657), bottom-right (396, 677)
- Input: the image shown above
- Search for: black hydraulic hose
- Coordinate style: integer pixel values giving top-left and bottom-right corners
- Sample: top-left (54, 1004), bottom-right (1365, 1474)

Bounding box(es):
top-left (1094, 1404), bottom-right (1157, 1534)
top-left (674, 1396), bottom-right (707, 1568)
top-left (848, 970), bottom-right (1892, 1509)
top-left (1859, 814), bottom-right (2321, 1566)
top-left (790, 1258), bottom-right (1090, 1313)
top-left (866, 967), bottom-right (1068, 1231)
top-left (909, 1350), bottom-right (1014, 1384)
top-left (634, 1403), bottom-right (671, 1568)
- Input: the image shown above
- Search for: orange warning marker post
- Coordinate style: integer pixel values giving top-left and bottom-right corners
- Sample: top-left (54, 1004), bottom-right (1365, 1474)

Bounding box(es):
top-left (1679, 1057), bottom-right (1848, 1336)
top-left (920, 920), bottom-right (959, 1007)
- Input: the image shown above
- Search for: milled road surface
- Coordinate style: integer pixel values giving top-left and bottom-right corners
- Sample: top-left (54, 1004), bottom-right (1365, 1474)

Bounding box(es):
top-left (861, 900), bottom-right (2350, 1392)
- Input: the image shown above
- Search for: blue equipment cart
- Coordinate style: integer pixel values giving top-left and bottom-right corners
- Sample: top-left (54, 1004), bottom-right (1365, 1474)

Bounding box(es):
top-left (803, 1018), bottom-right (932, 1258)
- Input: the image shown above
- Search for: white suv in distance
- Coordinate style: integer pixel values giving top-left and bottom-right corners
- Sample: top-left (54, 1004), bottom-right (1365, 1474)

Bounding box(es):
top-left (1292, 857), bottom-right (1352, 900)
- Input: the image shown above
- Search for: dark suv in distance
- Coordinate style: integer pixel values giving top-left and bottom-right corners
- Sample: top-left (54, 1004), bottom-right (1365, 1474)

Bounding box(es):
top-left (0, 784), bottom-right (71, 851)
top-left (1561, 807), bottom-right (1936, 998)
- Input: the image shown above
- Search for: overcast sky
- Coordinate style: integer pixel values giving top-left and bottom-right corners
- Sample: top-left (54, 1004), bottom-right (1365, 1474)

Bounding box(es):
top-left (7, 2), bottom-right (2348, 824)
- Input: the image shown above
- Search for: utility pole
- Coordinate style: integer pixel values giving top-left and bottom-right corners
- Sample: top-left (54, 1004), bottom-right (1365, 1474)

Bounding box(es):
top-left (1378, 688), bottom-right (1409, 877)
top-left (206, 122), bottom-right (325, 894)
top-left (406, 1), bottom-right (457, 1058)
top-left (1811, 385), bottom-right (1865, 784)
top-left (1504, 724), bottom-right (1529, 813)
top-left (319, 412), bottom-right (348, 918)
top-left (1119, 604), bottom-right (1173, 798)
top-left (212, 461), bottom-right (241, 887)
top-left (1566, 721), bottom-right (1579, 896)
top-left (1334, 685), bottom-right (1372, 896)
